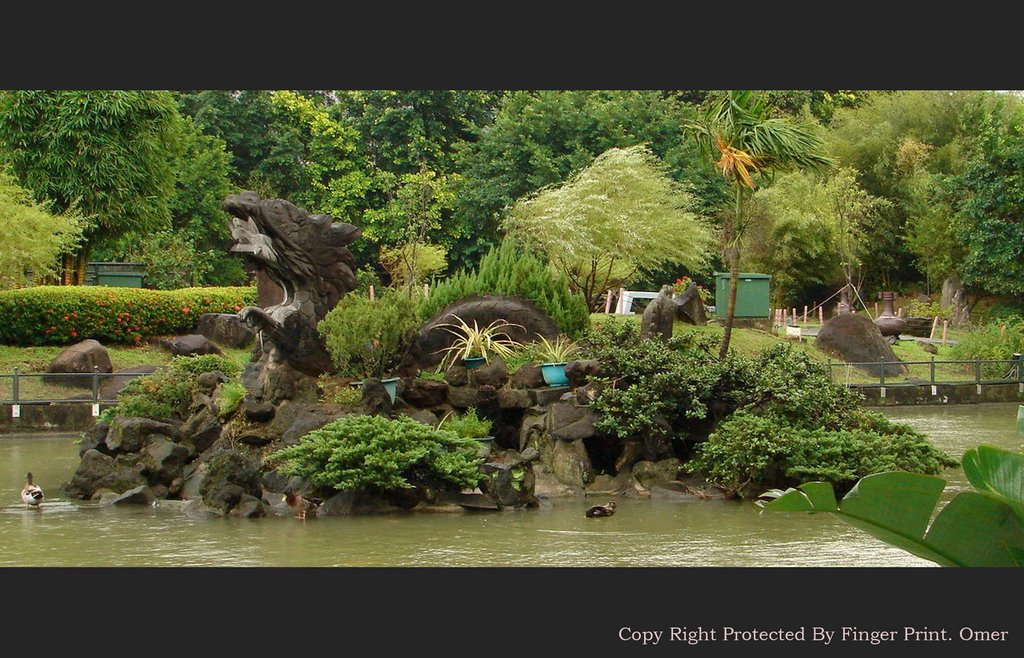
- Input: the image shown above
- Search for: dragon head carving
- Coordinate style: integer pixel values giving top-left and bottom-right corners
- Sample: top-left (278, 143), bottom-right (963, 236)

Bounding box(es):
top-left (223, 192), bottom-right (361, 377)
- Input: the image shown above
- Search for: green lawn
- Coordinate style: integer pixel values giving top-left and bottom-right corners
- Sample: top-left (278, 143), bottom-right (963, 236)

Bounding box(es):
top-left (590, 313), bottom-right (990, 386)
top-left (0, 342), bottom-right (252, 402)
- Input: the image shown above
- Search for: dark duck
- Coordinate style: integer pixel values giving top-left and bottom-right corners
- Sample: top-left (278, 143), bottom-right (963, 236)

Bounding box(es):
top-left (585, 501), bottom-right (616, 518)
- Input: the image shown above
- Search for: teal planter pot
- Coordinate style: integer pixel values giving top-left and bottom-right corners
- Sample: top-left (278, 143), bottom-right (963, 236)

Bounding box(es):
top-left (382, 377), bottom-right (400, 403)
top-left (462, 357), bottom-right (486, 370)
top-left (475, 436), bottom-right (495, 458)
top-left (540, 362), bottom-right (569, 387)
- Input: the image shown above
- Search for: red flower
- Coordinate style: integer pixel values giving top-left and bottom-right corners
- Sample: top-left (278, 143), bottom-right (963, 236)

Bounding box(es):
top-left (182, 307), bottom-right (191, 314)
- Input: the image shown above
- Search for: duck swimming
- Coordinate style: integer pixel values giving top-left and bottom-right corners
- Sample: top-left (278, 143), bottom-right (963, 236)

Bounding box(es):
top-left (585, 500), bottom-right (616, 518)
top-left (284, 491), bottom-right (322, 520)
top-left (21, 473), bottom-right (44, 508)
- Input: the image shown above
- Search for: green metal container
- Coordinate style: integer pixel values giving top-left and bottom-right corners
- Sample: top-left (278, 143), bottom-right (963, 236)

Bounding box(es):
top-left (713, 272), bottom-right (771, 318)
top-left (96, 272), bottom-right (145, 287)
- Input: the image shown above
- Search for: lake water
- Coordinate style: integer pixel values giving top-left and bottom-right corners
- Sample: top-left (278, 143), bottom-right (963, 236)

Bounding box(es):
top-left (1, 403), bottom-right (1020, 567)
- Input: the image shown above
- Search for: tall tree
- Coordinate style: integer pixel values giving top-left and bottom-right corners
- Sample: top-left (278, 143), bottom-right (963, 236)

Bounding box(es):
top-left (0, 171), bottom-right (84, 288)
top-left (0, 90), bottom-right (182, 283)
top-left (504, 145), bottom-right (715, 309)
top-left (455, 90), bottom-right (729, 271)
top-left (688, 90), bottom-right (833, 357)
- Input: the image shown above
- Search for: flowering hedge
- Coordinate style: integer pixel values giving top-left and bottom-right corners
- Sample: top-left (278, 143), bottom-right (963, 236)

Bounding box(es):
top-left (0, 286), bottom-right (257, 346)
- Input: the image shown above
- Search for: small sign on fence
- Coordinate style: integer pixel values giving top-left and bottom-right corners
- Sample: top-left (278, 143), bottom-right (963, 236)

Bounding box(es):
top-left (11, 404), bottom-right (20, 418)
top-left (785, 325), bottom-right (802, 339)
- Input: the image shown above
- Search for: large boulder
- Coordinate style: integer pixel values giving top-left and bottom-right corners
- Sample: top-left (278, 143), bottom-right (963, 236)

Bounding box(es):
top-left (815, 314), bottom-right (907, 377)
top-left (640, 285), bottom-right (675, 340)
top-left (401, 379), bottom-right (449, 407)
top-left (199, 449), bottom-right (263, 514)
top-left (105, 416), bottom-right (179, 454)
top-left (510, 363), bottom-right (544, 389)
top-left (672, 282), bottom-right (708, 325)
top-left (470, 357), bottom-right (509, 388)
top-left (59, 449), bottom-right (147, 499)
top-left (415, 295), bottom-right (560, 370)
top-left (551, 439), bottom-right (595, 489)
top-left (161, 334), bottom-right (222, 357)
top-left (197, 312), bottom-right (255, 348)
top-left (46, 339), bottom-right (113, 387)
top-left (941, 275), bottom-right (971, 327)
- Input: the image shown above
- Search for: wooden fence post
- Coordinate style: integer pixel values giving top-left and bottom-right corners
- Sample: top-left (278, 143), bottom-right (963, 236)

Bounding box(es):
top-left (369, 285), bottom-right (375, 302)
top-left (942, 320), bottom-right (949, 346)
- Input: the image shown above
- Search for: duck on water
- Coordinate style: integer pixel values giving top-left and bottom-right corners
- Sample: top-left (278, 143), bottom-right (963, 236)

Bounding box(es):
top-left (21, 473), bottom-right (44, 508)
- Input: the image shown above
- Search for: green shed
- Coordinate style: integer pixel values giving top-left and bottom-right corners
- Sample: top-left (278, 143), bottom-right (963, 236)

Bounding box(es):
top-left (85, 262), bottom-right (146, 288)
top-left (713, 272), bottom-right (771, 318)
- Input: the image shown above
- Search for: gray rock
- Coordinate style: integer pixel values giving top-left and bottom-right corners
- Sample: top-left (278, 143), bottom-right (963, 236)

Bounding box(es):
top-left (479, 460), bottom-right (536, 509)
top-left (46, 339), bottom-right (113, 387)
top-left (180, 406), bottom-right (221, 453)
top-left (316, 491), bottom-right (406, 516)
top-left (672, 282), bottom-right (709, 326)
top-left (631, 459), bottom-right (682, 489)
top-left (106, 416), bottom-right (179, 454)
top-left (161, 334), bottom-right (222, 357)
top-left (79, 421), bottom-right (112, 457)
top-left (242, 399), bottom-right (276, 423)
top-left (448, 386), bottom-right (479, 409)
top-left (197, 312), bottom-right (255, 348)
top-left (231, 494), bottom-right (266, 518)
top-left (640, 285), bottom-right (676, 340)
top-left (143, 435), bottom-right (190, 485)
top-left (815, 314), bottom-right (907, 377)
top-left (917, 340), bottom-right (939, 355)
top-left (402, 379), bottom-right (449, 407)
top-left (59, 449), bottom-right (146, 499)
top-left (564, 360), bottom-right (601, 388)
top-left (199, 449), bottom-right (263, 514)
top-left (106, 485), bottom-right (156, 506)
top-left (195, 371), bottom-right (229, 395)
top-left (941, 275), bottom-right (970, 327)
top-left (444, 365), bottom-right (469, 387)
top-left (530, 387), bottom-right (570, 406)
top-left (510, 363), bottom-right (545, 389)
top-left (360, 378), bottom-right (394, 416)
top-left (470, 357), bottom-right (509, 388)
top-left (406, 409), bottom-right (440, 427)
top-left (497, 388), bottom-right (531, 409)
top-left (551, 439), bottom-right (595, 488)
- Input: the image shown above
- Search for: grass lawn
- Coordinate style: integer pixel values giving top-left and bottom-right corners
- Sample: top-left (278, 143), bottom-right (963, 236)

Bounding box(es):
top-left (590, 313), bottom-right (986, 386)
top-left (0, 341), bottom-right (252, 403)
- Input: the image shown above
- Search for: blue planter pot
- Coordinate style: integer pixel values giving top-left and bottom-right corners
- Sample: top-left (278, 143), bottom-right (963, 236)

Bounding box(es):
top-left (475, 436), bottom-right (495, 458)
top-left (382, 377), bottom-right (400, 403)
top-left (540, 362), bottom-right (569, 387)
top-left (462, 357), bottom-right (486, 370)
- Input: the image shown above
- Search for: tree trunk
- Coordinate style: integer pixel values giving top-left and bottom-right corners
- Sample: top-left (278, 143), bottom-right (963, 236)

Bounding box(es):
top-left (61, 254), bottom-right (74, 286)
top-left (75, 252), bottom-right (88, 286)
top-left (719, 247), bottom-right (740, 359)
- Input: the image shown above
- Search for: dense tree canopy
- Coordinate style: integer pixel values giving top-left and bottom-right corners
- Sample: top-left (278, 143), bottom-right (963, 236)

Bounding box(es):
top-left (504, 145), bottom-right (715, 309)
top-left (0, 90), bottom-right (183, 280)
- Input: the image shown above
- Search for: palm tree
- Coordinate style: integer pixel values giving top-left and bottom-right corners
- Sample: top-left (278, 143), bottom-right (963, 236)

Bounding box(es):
top-left (688, 91), bottom-right (834, 358)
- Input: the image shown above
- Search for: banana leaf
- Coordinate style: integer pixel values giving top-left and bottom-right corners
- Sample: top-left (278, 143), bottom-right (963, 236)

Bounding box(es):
top-left (759, 467), bottom-right (1024, 567)
top-left (962, 445), bottom-right (1024, 523)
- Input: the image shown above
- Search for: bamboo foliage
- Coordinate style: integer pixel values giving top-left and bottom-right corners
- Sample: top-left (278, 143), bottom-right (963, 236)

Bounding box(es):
top-left (503, 144), bottom-right (715, 309)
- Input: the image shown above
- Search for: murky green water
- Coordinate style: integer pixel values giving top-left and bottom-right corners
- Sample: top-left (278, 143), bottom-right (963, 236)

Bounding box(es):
top-left (2, 403), bottom-right (1021, 567)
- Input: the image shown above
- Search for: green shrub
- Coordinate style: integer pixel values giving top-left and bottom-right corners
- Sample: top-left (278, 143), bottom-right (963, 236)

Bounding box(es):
top-left (267, 415), bottom-right (483, 494)
top-left (904, 300), bottom-right (950, 320)
top-left (215, 381), bottom-right (246, 419)
top-left (318, 289), bottom-right (420, 378)
top-left (949, 319), bottom-right (1024, 378)
top-left (107, 353), bottom-right (243, 422)
top-left (0, 285), bottom-right (256, 346)
top-left (691, 410), bottom-right (957, 493)
top-left (440, 409), bottom-right (493, 439)
top-left (420, 239), bottom-right (590, 336)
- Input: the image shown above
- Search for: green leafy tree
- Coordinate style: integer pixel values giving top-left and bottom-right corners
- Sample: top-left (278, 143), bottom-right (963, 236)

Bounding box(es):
top-left (504, 145), bottom-right (715, 309)
top-left (0, 171), bottom-right (84, 288)
top-left (688, 90), bottom-right (833, 357)
top-left (0, 90), bottom-right (183, 283)
top-left (943, 107), bottom-right (1024, 296)
top-left (455, 90), bottom-right (729, 270)
top-left (268, 91), bottom-right (372, 222)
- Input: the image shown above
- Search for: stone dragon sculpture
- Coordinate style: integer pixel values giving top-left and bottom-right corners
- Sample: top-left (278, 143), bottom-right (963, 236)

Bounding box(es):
top-left (223, 192), bottom-right (361, 387)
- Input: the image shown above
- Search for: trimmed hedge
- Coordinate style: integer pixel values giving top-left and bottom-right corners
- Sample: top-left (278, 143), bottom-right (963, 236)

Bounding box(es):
top-left (0, 285), bottom-right (257, 346)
